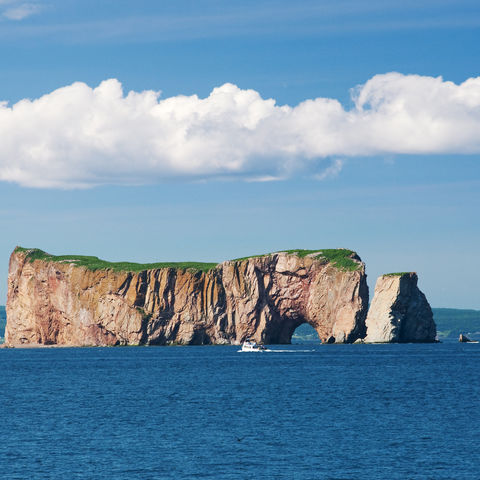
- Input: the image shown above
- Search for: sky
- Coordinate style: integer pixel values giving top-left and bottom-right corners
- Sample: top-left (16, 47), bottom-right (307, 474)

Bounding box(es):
top-left (0, 0), bottom-right (479, 308)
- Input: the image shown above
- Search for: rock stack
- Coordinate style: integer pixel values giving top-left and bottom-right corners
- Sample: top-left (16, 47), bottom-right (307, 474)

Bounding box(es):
top-left (364, 273), bottom-right (436, 343)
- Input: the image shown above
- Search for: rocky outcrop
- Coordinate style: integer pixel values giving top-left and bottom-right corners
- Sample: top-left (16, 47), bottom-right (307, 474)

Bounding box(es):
top-left (5, 247), bottom-right (369, 347)
top-left (364, 273), bottom-right (436, 343)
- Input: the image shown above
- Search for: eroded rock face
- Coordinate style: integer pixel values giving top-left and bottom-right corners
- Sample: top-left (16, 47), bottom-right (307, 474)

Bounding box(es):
top-left (5, 249), bottom-right (369, 346)
top-left (364, 273), bottom-right (436, 343)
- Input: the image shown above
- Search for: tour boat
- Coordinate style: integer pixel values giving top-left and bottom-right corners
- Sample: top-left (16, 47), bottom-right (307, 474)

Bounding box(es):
top-left (241, 339), bottom-right (266, 352)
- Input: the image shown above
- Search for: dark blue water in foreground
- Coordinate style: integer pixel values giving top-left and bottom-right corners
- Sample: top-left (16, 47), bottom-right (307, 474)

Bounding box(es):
top-left (1, 343), bottom-right (479, 479)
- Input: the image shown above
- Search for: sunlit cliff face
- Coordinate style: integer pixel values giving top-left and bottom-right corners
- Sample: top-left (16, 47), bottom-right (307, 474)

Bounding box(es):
top-left (6, 249), bottom-right (368, 346)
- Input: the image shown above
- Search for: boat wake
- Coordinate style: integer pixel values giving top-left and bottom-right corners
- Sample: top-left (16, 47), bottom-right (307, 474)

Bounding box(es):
top-left (238, 348), bottom-right (314, 353)
top-left (268, 349), bottom-right (315, 353)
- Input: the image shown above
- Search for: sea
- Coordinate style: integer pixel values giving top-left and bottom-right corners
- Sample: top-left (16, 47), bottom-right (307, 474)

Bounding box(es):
top-left (1, 343), bottom-right (479, 480)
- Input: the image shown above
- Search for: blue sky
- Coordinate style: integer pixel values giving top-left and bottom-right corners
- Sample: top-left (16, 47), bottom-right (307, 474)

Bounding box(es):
top-left (0, 0), bottom-right (479, 308)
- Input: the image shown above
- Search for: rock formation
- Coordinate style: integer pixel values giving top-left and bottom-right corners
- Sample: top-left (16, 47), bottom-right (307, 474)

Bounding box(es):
top-left (5, 247), bottom-right (369, 347)
top-left (364, 273), bottom-right (436, 343)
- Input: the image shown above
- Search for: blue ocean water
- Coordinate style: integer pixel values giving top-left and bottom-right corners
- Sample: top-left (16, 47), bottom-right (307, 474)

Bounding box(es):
top-left (1, 343), bottom-right (479, 480)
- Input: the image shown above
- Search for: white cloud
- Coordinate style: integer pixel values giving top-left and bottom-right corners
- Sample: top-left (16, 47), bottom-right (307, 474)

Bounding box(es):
top-left (2, 2), bottom-right (41, 20)
top-left (314, 159), bottom-right (344, 180)
top-left (1, 72), bottom-right (480, 189)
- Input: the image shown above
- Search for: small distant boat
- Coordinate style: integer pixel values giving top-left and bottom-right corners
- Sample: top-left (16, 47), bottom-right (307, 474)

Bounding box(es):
top-left (241, 339), bottom-right (267, 352)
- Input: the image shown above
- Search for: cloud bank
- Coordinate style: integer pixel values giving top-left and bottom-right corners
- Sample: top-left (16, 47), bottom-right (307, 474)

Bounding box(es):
top-left (1, 72), bottom-right (479, 188)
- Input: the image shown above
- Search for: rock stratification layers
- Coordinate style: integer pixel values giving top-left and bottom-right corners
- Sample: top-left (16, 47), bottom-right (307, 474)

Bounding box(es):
top-left (364, 273), bottom-right (436, 343)
top-left (6, 248), bottom-right (369, 346)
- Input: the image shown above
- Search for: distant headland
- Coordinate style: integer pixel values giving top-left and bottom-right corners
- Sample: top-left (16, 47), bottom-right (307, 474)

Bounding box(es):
top-left (4, 246), bottom-right (436, 347)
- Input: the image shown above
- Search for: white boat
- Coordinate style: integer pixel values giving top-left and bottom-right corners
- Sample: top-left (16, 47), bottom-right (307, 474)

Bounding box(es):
top-left (241, 339), bottom-right (266, 352)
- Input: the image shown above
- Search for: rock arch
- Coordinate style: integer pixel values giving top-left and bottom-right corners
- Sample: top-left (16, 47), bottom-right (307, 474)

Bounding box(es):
top-left (6, 248), bottom-right (369, 346)
top-left (221, 252), bottom-right (369, 344)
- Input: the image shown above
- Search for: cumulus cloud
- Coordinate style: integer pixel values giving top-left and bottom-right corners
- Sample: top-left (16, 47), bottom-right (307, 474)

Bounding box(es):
top-left (1, 72), bottom-right (480, 188)
top-left (2, 2), bottom-right (41, 20)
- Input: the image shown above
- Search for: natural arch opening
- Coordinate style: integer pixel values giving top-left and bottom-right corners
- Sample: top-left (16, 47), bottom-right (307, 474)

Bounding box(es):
top-left (291, 323), bottom-right (322, 344)
top-left (261, 316), bottom-right (327, 344)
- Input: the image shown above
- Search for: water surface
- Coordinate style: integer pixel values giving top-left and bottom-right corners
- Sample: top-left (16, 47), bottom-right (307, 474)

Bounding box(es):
top-left (1, 343), bottom-right (479, 479)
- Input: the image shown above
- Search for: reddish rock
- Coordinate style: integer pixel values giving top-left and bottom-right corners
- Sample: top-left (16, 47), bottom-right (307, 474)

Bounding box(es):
top-left (5, 248), bottom-right (369, 346)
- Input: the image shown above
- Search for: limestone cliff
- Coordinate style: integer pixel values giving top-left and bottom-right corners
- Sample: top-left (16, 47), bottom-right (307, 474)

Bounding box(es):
top-left (5, 247), bottom-right (369, 346)
top-left (364, 273), bottom-right (436, 343)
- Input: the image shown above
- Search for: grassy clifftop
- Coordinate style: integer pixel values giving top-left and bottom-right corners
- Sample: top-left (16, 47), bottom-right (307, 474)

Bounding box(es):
top-left (234, 248), bottom-right (361, 271)
top-left (15, 246), bottom-right (361, 273)
top-left (15, 247), bottom-right (218, 273)
top-left (383, 272), bottom-right (414, 277)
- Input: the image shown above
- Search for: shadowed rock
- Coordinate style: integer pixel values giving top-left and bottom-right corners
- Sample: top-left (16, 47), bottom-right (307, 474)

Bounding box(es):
top-left (364, 273), bottom-right (436, 343)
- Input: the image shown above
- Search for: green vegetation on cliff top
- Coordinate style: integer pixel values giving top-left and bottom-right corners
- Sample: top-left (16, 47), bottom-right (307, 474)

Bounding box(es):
top-left (15, 247), bottom-right (218, 273)
top-left (383, 272), bottom-right (414, 277)
top-left (233, 249), bottom-right (360, 271)
top-left (15, 246), bottom-right (361, 273)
